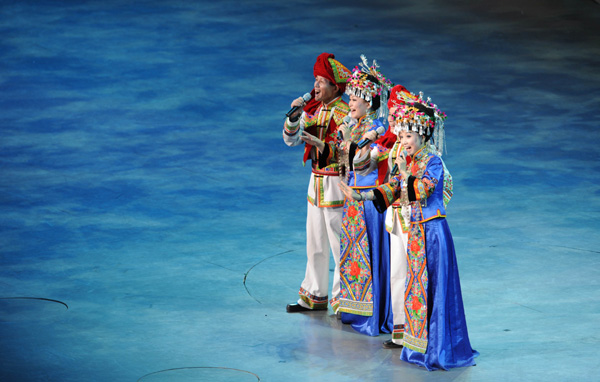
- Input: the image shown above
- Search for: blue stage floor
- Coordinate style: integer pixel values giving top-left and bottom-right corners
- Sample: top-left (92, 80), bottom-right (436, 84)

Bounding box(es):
top-left (0, 1), bottom-right (599, 381)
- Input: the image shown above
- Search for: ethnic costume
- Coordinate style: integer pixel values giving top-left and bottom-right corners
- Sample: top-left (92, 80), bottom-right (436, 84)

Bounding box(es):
top-left (384, 86), bottom-right (455, 346)
top-left (384, 139), bottom-right (411, 344)
top-left (371, 91), bottom-right (477, 370)
top-left (383, 139), bottom-right (454, 348)
top-left (283, 53), bottom-right (351, 312)
top-left (337, 56), bottom-right (393, 336)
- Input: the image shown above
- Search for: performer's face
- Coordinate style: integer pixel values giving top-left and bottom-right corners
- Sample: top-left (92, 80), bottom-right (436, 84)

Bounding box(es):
top-left (399, 130), bottom-right (424, 156)
top-left (314, 76), bottom-right (338, 103)
top-left (349, 95), bottom-right (370, 119)
top-left (388, 106), bottom-right (397, 128)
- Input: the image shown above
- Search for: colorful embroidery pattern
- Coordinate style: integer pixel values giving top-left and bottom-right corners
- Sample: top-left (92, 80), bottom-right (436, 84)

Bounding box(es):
top-left (339, 198), bottom-right (373, 316)
top-left (332, 103), bottom-right (350, 126)
top-left (373, 146), bottom-right (449, 353)
top-left (304, 99), bottom-right (343, 141)
top-left (415, 176), bottom-right (437, 202)
top-left (403, 223), bottom-right (428, 353)
top-left (299, 287), bottom-right (328, 310)
top-left (283, 120), bottom-right (300, 136)
top-left (443, 169), bottom-right (453, 208)
top-left (375, 144), bottom-right (389, 163)
top-left (377, 181), bottom-right (401, 210)
top-left (350, 115), bottom-right (371, 142)
top-left (329, 296), bottom-right (340, 312)
top-left (328, 57), bottom-right (352, 84)
top-left (353, 153), bottom-right (371, 173)
top-left (303, 112), bottom-right (318, 131)
top-left (392, 324), bottom-right (405, 341)
top-left (408, 149), bottom-right (438, 221)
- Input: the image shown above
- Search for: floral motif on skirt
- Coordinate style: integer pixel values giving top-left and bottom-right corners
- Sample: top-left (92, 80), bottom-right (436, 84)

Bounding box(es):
top-left (339, 198), bottom-right (373, 316)
top-left (403, 223), bottom-right (429, 353)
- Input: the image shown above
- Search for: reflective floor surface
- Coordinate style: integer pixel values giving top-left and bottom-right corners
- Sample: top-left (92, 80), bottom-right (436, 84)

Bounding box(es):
top-left (0, 1), bottom-right (599, 381)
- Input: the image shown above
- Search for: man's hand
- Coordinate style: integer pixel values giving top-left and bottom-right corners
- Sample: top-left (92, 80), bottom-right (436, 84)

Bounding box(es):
top-left (288, 97), bottom-right (306, 120)
top-left (301, 131), bottom-right (325, 152)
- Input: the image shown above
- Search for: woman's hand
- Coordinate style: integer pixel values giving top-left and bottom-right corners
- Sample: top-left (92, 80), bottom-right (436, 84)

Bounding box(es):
top-left (395, 150), bottom-right (409, 179)
top-left (338, 121), bottom-right (352, 142)
top-left (357, 130), bottom-right (378, 156)
top-left (362, 130), bottom-right (378, 143)
top-left (338, 181), bottom-right (360, 201)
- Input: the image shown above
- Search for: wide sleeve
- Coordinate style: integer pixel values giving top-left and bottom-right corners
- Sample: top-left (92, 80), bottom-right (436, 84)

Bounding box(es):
top-left (406, 155), bottom-right (443, 202)
top-left (441, 158), bottom-right (453, 208)
top-left (352, 145), bottom-right (376, 175)
top-left (282, 114), bottom-right (305, 147)
top-left (372, 175), bottom-right (403, 213)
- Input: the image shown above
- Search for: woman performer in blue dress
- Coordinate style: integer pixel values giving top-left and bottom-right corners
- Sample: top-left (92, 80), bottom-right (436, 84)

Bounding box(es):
top-left (339, 90), bottom-right (478, 369)
top-left (335, 55), bottom-right (393, 336)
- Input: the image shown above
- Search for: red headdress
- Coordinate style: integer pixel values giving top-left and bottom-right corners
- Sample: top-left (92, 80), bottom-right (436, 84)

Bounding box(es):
top-left (376, 84), bottom-right (411, 150)
top-left (375, 84), bottom-right (411, 183)
top-left (314, 53), bottom-right (350, 93)
top-left (387, 84), bottom-right (410, 110)
top-left (303, 53), bottom-right (351, 115)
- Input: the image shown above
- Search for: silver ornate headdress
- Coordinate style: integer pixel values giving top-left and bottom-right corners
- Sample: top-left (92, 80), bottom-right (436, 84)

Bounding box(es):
top-left (345, 55), bottom-right (393, 120)
top-left (391, 90), bottom-right (447, 156)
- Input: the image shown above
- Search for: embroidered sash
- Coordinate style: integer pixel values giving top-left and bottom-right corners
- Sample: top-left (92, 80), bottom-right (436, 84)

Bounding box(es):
top-left (403, 216), bottom-right (429, 353)
top-left (339, 198), bottom-right (373, 315)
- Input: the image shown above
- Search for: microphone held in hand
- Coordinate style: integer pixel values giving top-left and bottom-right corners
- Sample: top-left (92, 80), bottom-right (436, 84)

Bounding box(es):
top-left (391, 150), bottom-right (408, 175)
top-left (358, 124), bottom-right (386, 149)
top-left (338, 116), bottom-right (354, 141)
top-left (286, 93), bottom-right (312, 118)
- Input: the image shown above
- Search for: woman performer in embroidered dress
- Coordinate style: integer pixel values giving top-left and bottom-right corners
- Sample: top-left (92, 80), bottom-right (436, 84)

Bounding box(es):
top-left (334, 55), bottom-right (393, 336)
top-left (375, 86), bottom-right (455, 350)
top-left (339, 90), bottom-right (478, 370)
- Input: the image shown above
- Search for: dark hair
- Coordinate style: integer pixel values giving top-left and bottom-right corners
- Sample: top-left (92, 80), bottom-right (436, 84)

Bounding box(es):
top-left (365, 74), bottom-right (383, 111)
top-left (413, 102), bottom-right (435, 123)
top-left (371, 95), bottom-right (380, 111)
top-left (411, 103), bottom-right (435, 142)
top-left (365, 74), bottom-right (379, 83)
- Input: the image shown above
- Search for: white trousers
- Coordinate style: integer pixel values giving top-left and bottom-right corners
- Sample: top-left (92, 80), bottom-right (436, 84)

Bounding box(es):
top-left (388, 208), bottom-right (409, 344)
top-left (298, 200), bottom-right (342, 310)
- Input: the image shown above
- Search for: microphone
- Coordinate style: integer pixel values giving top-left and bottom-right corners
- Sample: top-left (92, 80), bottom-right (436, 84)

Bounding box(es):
top-left (391, 150), bottom-right (407, 175)
top-left (286, 93), bottom-right (312, 118)
top-left (358, 124), bottom-right (386, 149)
top-left (338, 116), bottom-right (354, 141)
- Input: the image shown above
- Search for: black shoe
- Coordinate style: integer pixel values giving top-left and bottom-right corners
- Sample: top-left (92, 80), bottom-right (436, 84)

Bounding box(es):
top-left (382, 339), bottom-right (403, 349)
top-left (286, 303), bottom-right (311, 313)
